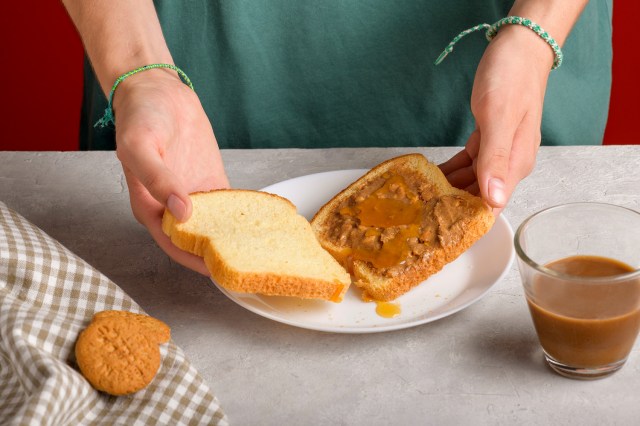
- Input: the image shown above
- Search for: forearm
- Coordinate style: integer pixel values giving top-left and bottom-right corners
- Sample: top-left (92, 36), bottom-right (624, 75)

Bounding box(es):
top-left (62, 0), bottom-right (174, 95)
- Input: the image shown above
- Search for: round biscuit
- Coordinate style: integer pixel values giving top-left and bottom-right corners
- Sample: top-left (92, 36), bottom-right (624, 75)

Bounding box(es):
top-left (75, 317), bottom-right (161, 396)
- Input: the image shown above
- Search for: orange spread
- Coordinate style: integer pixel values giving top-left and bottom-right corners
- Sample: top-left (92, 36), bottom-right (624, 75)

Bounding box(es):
top-left (327, 169), bottom-right (475, 279)
top-left (362, 292), bottom-right (402, 318)
top-left (329, 283), bottom-right (346, 303)
top-left (348, 175), bottom-right (422, 227)
top-left (375, 301), bottom-right (401, 318)
top-left (350, 225), bottom-right (420, 269)
top-left (338, 174), bottom-right (424, 269)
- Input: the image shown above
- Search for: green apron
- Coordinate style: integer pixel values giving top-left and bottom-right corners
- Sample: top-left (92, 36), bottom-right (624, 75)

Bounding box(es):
top-left (80, 0), bottom-right (612, 150)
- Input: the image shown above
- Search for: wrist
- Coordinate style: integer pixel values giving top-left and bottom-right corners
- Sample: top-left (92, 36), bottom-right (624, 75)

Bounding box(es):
top-left (509, 0), bottom-right (589, 47)
top-left (100, 50), bottom-right (174, 96)
top-left (492, 24), bottom-right (554, 72)
top-left (111, 67), bottom-right (180, 109)
top-left (94, 64), bottom-right (195, 129)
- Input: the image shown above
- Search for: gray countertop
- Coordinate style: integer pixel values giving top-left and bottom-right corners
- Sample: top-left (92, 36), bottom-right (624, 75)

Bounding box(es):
top-left (1, 146), bottom-right (640, 425)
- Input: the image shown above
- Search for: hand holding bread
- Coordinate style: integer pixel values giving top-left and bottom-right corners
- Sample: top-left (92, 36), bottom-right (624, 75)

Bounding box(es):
top-left (162, 190), bottom-right (351, 302)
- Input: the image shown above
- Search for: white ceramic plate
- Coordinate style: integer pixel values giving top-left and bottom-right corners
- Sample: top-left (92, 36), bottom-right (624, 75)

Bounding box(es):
top-left (212, 170), bottom-right (515, 333)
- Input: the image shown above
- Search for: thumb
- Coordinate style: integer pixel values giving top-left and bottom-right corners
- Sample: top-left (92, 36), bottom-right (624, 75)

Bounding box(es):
top-left (118, 146), bottom-right (192, 222)
top-left (475, 126), bottom-right (515, 209)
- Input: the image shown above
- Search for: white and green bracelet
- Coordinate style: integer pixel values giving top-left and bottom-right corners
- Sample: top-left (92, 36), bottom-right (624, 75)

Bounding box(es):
top-left (435, 16), bottom-right (563, 70)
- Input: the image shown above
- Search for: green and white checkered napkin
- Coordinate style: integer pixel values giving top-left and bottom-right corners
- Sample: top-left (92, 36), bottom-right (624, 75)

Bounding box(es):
top-left (0, 202), bottom-right (227, 425)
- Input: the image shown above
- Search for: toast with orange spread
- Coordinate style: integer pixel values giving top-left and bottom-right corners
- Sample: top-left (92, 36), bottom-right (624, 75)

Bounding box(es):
top-left (310, 154), bottom-right (494, 301)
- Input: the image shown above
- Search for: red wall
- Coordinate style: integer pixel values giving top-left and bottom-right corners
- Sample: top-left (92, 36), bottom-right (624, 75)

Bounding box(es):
top-left (1, 2), bottom-right (636, 151)
top-left (1, 2), bottom-right (83, 151)
top-left (602, 1), bottom-right (638, 145)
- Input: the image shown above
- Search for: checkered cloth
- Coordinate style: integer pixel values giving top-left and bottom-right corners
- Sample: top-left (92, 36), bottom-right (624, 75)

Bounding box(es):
top-left (0, 202), bottom-right (227, 425)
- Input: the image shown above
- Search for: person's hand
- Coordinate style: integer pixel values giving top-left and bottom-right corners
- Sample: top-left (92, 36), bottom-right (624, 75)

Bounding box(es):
top-left (440, 25), bottom-right (554, 213)
top-left (113, 68), bottom-right (229, 275)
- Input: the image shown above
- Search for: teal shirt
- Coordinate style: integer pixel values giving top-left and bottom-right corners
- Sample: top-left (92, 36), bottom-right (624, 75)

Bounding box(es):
top-left (81, 0), bottom-right (612, 150)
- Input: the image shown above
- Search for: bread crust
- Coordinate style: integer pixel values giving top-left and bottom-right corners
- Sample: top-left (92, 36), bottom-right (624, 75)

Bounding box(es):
top-left (162, 189), bottom-right (350, 302)
top-left (311, 154), bottom-right (494, 301)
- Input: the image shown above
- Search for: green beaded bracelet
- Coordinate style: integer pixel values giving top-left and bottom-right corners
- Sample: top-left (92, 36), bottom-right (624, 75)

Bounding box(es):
top-left (434, 16), bottom-right (563, 70)
top-left (95, 64), bottom-right (195, 128)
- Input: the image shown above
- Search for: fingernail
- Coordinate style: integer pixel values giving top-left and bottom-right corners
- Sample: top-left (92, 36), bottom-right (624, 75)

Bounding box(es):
top-left (167, 194), bottom-right (187, 221)
top-left (488, 178), bottom-right (506, 207)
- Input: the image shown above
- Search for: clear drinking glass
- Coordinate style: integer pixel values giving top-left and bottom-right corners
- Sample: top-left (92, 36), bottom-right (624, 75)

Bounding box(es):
top-left (514, 203), bottom-right (640, 379)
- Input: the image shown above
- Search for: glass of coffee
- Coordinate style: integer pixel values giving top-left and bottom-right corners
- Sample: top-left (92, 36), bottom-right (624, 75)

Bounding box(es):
top-left (514, 202), bottom-right (640, 379)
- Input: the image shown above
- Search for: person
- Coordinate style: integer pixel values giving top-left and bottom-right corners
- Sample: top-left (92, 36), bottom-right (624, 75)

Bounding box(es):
top-left (62, 0), bottom-right (612, 275)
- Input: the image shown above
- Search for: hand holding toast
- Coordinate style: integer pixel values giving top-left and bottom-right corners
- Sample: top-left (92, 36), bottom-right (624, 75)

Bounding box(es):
top-left (113, 69), bottom-right (229, 275)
